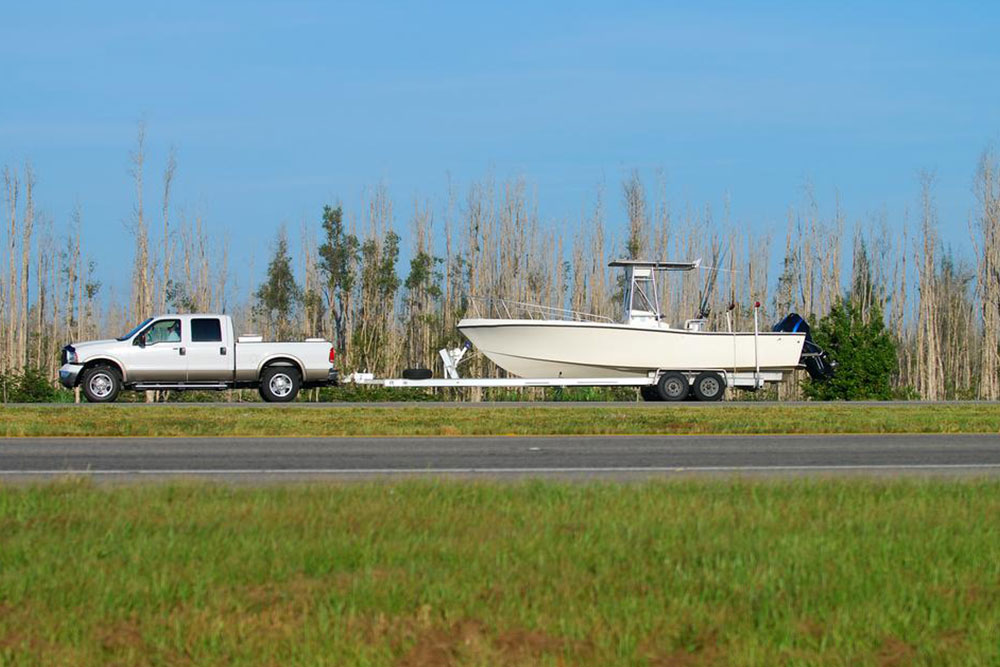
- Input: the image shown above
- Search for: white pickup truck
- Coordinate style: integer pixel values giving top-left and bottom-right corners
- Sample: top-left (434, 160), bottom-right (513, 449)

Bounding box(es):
top-left (58, 314), bottom-right (338, 403)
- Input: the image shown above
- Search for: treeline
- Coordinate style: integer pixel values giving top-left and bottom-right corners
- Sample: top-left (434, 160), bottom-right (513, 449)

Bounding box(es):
top-left (2, 129), bottom-right (999, 401)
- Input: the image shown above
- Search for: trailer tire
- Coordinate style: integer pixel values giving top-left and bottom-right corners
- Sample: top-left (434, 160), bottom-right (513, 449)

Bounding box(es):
top-left (259, 366), bottom-right (301, 403)
top-left (656, 372), bottom-right (689, 402)
top-left (692, 372), bottom-right (726, 402)
top-left (402, 368), bottom-right (433, 380)
top-left (81, 365), bottom-right (122, 403)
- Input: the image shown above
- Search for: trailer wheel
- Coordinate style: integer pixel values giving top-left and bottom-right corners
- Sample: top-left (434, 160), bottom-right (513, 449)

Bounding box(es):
top-left (656, 372), bottom-right (689, 402)
top-left (402, 368), bottom-right (433, 380)
top-left (259, 366), bottom-right (301, 403)
top-left (640, 386), bottom-right (661, 402)
top-left (81, 365), bottom-right (122, 403)
top-left (692, 372), bottom-right (726, 402)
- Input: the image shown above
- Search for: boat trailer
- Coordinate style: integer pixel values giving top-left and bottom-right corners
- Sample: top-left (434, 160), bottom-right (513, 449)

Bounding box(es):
top-left (343, 343), bottom-right (786, 400)
top-left (342, 302), bottom-right (829, 400)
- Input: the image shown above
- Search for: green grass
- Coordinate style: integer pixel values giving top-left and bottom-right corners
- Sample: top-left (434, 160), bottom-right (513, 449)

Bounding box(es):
top-left (1, 403), bottom-right (999, 437)
top-left (1, 480), bottom-right (998, 664)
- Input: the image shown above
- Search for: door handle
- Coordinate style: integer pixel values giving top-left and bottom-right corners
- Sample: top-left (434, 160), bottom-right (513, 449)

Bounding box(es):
top-left (178, 347), bottom-right (186, 356)
top-left (220, 347), bottom-right (227, 355)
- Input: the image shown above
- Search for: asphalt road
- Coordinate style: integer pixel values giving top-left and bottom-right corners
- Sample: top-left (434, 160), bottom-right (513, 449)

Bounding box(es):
top-left (2, 434), bottom-right (1000, 480)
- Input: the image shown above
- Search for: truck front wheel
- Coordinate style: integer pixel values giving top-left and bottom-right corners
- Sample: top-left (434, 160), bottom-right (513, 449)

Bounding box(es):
top-left (259, 367), bottom-right (301, 403)
top-left (81, 365), bottom-right (122, 403)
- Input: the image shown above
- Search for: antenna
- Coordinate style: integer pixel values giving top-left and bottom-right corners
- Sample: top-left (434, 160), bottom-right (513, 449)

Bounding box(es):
top-left (697, 240), bottom-right (725, 319)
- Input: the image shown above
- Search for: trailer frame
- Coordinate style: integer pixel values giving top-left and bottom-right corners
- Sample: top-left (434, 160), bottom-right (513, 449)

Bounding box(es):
top-left (342, 345), bottom-right (786, 393)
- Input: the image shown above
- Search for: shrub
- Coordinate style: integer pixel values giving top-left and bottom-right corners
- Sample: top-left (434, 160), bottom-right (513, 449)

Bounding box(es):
top-left (803, 298), bottom-right (898, 401)
top-left (0, 367), bottom-right (61, 403)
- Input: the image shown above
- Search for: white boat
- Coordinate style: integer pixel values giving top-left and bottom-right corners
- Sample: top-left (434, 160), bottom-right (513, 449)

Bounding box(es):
top-left (458, 260), bottom-right (824, 382)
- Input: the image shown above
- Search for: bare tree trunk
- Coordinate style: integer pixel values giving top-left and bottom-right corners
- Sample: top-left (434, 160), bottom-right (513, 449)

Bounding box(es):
top-left (975, 148), bottom-right (1000, 399)
top-left (19, 163), bottom-right (35, 369)
top-left (3, 166), bottom-right (18, 373)
top-left (160, 147), bottom-right (176, 313)
top-left (917, 173), bottom-right (943, 400)
top-left (130, 122), bottom-right (151, 322)
top-left (623, 170), bottom-right (647, 259)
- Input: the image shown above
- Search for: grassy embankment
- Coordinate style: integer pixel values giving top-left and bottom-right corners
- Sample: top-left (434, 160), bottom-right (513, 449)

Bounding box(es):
top-left (1, 403), bottom-right (999, 437)
top-left (1, 479), bottom-right (998, 664)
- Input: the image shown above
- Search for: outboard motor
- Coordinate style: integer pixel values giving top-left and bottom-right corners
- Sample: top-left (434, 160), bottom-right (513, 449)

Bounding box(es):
top-left (772, 313), bottom-right (837, 380)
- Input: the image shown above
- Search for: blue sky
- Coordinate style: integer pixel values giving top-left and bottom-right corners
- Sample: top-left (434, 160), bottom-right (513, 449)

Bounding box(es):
top-left (2, 1), bottom-right (999, 295)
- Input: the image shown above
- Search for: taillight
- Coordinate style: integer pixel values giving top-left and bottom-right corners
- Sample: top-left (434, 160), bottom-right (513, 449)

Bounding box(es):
top-left (329, 346), bottom-right (336, 364)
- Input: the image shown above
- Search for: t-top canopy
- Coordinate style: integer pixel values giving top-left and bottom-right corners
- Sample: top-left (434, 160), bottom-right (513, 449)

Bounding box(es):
top-left (608, 259), bottom-right (701, 271)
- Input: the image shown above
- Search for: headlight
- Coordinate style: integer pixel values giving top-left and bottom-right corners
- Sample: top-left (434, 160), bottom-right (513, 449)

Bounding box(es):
top-left (65, 347), bottom-right (77, 364)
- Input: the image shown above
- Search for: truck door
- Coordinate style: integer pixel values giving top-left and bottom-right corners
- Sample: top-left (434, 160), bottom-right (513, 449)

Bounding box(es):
top-left (186, 317), bottom-right (232, 381)
top-left (128, 318), bottom-right (187, 382)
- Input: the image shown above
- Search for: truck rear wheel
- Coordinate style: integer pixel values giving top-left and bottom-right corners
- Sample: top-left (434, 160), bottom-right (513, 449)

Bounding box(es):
top-left (81, 365), bottom-right (122, 403)
top-left (259, 366), bottom-right (301, 403)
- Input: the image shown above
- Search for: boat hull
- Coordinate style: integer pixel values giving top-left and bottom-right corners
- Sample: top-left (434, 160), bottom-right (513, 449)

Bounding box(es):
top-left (457, 319), bottom-right (806, 379)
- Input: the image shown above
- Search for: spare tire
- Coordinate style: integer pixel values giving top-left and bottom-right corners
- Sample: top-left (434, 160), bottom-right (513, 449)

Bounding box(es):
top-left (402, 368), bottom-right (433, 380)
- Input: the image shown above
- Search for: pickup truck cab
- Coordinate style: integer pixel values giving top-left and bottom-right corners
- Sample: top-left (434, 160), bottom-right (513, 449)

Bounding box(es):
top-left (59, 314), bottom-right (338, 403)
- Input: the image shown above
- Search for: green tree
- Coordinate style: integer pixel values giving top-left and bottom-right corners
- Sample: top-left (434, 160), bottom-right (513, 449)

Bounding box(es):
top-left (318, 205), bottom-right (358, 354)
top-left (803, 297), bottom-right (897, 400)
top-left (403, 249), bottom-right (444, 365)
top-left (353, 230), bottom-right (400, 372)
top-left (253, 228), bottom-right (301, 340)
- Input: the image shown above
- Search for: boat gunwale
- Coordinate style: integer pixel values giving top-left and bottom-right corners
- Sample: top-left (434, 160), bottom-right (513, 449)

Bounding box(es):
top-left (456, 318), bottom-right (807, 338)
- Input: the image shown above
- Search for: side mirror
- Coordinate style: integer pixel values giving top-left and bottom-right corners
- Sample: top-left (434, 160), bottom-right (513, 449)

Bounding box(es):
top-left (134, 335), bottom-right (146, 348)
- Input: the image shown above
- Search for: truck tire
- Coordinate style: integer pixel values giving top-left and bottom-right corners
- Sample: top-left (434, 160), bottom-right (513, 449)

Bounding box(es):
top-left (692, 372), bottom-right (726, 402)
top-left (259, 366), bottom-right (301, 403)
top-left (81, 365), bottom-right (122, 403)
top-left (656, 371), bottom-right (689, 402)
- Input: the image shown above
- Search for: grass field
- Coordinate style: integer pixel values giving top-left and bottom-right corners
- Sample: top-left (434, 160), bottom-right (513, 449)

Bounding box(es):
top-left (1, 402), bottom-right (999, 437)
top-left (1, 479), bottom-right (998, 665)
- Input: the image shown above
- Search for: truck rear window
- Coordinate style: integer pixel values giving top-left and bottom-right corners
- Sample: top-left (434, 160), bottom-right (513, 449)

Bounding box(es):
top-left (191, 318), bottom-right (223, 342)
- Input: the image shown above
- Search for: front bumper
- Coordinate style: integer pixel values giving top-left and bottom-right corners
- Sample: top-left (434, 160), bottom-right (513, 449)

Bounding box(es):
top-left (59, 363), bottom-right (84, 388)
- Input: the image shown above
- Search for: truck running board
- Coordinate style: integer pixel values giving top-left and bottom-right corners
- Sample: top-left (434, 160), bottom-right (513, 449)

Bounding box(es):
top-left (131, 383), bottom-right (230, 391)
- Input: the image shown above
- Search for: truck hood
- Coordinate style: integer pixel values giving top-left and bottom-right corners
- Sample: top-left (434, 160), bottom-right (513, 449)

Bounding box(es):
top-left (73, 338), bottom-right (121, 351)
top-left (71, 339), bottom-right (121, 355)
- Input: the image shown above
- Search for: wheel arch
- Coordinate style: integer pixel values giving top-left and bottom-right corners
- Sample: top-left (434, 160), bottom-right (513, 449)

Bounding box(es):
top-left (257, 356), bottom-right (305, 381)
top-left (80, 357), bottom-right (127, 384)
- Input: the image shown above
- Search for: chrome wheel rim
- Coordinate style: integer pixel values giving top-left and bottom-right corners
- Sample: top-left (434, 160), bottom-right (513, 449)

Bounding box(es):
top-left (89, 372), bottom-right (114, 398)
top-left (664, 378), bottom-right (685, 397)
top-left (269, 372), bottom-right (293, 397)
top-left (700, 378), bottom-right (720, 396)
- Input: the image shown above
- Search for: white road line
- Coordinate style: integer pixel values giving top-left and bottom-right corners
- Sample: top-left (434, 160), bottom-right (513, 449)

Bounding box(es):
top-left (3, 464), bottom-right (1000, 475)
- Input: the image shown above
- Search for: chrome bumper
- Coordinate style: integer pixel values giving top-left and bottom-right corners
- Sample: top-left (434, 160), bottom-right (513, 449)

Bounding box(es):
top-left (58, 363), bottom-right (84, 388)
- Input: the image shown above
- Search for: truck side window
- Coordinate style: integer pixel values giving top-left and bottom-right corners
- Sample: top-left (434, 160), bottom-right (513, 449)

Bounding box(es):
top-left (145, 319), bottom-right (182, 344)
top-left (191, 318), bottom-right (223, 342)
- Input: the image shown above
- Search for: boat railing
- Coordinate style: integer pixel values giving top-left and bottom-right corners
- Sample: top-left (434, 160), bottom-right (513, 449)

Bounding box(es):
top-left (468, 295), bottom-right (615, 323)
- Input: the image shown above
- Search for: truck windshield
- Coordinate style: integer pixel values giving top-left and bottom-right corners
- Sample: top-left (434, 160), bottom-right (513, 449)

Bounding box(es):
top-left (117, 318), bottom-right (153, 341)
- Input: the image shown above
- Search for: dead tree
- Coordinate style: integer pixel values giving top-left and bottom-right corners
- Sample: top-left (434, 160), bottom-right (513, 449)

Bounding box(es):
top-left (916, 173), bottom-right (943, 400)
top-left (974, 148), bottom-right (1000, 399)
top-left (129, 123), bottom-right (152, 322)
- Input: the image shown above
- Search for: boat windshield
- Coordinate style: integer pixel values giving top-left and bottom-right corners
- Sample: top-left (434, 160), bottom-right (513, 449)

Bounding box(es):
top-left (629, 275), bottom-right (658, 313)
top-left (117, 318), bottom-right (153, 341)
